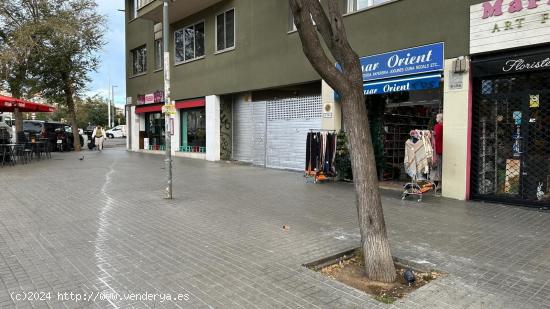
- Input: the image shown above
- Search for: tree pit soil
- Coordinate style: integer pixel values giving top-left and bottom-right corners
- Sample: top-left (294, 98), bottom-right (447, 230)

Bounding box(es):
top-left (311, 250), bottom-right (442, 304)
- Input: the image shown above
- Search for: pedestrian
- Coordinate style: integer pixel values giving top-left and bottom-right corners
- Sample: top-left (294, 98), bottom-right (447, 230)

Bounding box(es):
top-left (92, 125), bottom-right (105, 151)
top-left (431, 113), bottom-right (443, 189)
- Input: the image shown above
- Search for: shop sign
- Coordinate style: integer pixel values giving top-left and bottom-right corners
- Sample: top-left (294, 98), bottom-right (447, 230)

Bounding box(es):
top-left (362, 74), bottom-right (441, 96)
top-left (356, 43), bottom-right (444, 82)
top-left (473, 50), bottom-right (550, 76)
top-left (144, 94), bottom-right (155, 104)
top-left (471, 0), bottom-right (550, 54)
top-left (153, 90), bottom-right (164, 103)
top-left (137, 95), bottom-right (145, 105)
top-left (137, 91), bottom-right (165, 105)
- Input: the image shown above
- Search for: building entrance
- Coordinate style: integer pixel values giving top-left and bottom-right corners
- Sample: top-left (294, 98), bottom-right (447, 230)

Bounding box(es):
top-left (472, 50), bottom-right (550, 207)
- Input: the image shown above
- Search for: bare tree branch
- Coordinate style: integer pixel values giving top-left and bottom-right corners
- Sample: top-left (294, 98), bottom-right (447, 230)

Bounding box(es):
top-left (289, 0), bottom-right (349, 93)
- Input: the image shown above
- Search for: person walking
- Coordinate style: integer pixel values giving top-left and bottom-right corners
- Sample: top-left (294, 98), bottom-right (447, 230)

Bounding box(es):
top-left (432, 113), bottom-right (444, 189)
top-left (92, 125), bottom-right (105, 151)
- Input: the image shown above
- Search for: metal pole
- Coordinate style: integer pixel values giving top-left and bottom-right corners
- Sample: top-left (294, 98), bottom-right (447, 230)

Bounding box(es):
top-left (108, 77), bottom-right (111, 128)
top-left (108, 96), bottom-right (111, 128)
top-left (112, 85), bottom-right (118, 127)
top-left (163, 0), bottom-right (173, 199)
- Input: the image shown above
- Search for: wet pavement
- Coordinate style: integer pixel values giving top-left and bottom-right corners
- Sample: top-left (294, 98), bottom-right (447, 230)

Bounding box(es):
top-left (0, 143), bottom-right (549, 308)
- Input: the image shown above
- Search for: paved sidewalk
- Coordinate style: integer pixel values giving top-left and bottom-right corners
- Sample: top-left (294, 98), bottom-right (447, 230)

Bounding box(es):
top-left (0, 146), bottom-right (549, 308)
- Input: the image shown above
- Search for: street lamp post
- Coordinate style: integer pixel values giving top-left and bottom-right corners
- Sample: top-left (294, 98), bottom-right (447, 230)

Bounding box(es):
top-left (112, 85), bottom-right (118, 127)
top-left (163, 0), bottom-right (173, 199)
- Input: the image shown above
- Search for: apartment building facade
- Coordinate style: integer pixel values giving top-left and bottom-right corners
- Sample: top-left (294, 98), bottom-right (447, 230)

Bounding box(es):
top-left (125, 0), bottom-right (550, 208)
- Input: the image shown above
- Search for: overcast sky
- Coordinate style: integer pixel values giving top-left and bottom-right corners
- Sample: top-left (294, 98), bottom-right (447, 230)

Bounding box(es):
top-left (86, 0), bottom-right (126, 107)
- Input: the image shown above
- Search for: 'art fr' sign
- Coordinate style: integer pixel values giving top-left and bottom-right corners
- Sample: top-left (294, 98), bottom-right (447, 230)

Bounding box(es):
top-left (471, 0), bottom-right (550, 54)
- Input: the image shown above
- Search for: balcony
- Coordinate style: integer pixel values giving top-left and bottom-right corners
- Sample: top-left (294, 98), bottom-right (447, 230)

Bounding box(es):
top-left (137, 0), bottom-right (224, 23)
top-left (138, 0), bottom-right (155, 9)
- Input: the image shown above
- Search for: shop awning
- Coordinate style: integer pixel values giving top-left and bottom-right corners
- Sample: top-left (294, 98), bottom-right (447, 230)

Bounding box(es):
top-left (135, 103), bottom-right (163, 114)
top-left (175, 98), bottom-right (205, 109)
top-left (363, 74), bottom-right (441, 96)
top-left (0, 95), bottom-right (56, 112)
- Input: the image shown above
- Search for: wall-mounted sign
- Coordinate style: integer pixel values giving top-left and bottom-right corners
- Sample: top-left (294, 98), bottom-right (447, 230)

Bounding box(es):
top-left (144, 94), bottom-right (155, 104)
top-left (357, 43), bottom-right (444, 82)
top-left (471, 1), bottom-right (550, 54)
top-left (153, 90), bottom-right (164, 103)
top-left (362, 74), bottom-right (441, 96)
top-left (137, 91), bottom-right (165, 105)
top-left (472, 48), bottom-right (550, 77)
top-left (449, 71), bottom-right (464, 90)
top-left (126, 97), bottom-right (133, 105)
top-left (138, 95), bottom-right (145, 105)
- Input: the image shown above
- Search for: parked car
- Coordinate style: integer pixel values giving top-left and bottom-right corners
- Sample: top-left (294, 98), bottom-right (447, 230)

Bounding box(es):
top-left (23, 120), bottom-right (84, 151)
top-left (106, 125), bottom-right (126, 138)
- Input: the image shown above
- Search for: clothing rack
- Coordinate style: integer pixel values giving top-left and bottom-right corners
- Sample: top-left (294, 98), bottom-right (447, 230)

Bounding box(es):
top-left (305, 130), bottom-right (338, 183)
top-left (402, 129), bottom-right (438, 201)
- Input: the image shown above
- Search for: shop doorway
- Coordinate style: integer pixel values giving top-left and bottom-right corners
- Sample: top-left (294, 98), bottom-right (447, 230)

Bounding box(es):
top-left (365, 87), bottom-right (443, 185)
top-left (145, 112), bottom-right (165, 147)
top-left (472, 71), bottom-right (550, 207)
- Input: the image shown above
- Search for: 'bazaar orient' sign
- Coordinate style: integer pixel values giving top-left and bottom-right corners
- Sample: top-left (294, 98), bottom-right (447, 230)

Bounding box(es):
top-left (471, 0), bottom-right (550, 54)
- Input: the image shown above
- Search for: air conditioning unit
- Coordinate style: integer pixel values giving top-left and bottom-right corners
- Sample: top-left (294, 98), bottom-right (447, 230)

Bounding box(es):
top-left (452, 56), bottom-right (469, 73)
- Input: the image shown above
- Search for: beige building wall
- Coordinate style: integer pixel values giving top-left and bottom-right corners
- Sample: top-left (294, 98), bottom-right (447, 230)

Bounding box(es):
top-left (442, 58), bottom-right (471, 200)
top-left (321, 80), bottom-right (342, 131)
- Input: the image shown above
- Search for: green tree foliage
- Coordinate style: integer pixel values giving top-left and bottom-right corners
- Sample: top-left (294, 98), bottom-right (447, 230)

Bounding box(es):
top-left (0, 0), bottom-right (51, 131)
top-left (34, 96), bottom-right (108, 128)
top-left (1, 0), bottom-right (105, 151)
top-left (34, 0), bottom-right (105, 150)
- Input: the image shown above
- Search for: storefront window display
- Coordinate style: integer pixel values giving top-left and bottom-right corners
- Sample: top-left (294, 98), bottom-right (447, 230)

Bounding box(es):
top-left (365, 87), bottom-right (443, 182)
top-left (472, 47), bottom-right (550, 207)
top-left (145, 112), bottom-right (165, 148)
top-left (180, 108), bottom-right (206, 153)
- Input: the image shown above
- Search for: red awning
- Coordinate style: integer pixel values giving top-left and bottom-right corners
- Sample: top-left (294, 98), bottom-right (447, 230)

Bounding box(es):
top-left (0, 95), bottom-right (56, 113)
top-left (175, 98), bottom-right (205, 109)
top-left (135, 103), bottom-right (163, 114)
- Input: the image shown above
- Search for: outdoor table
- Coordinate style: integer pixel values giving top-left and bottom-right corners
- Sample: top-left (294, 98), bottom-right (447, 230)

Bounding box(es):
top-left (0, 144), bottom-right (17, 167)
top-left (29, 140), bottom-right (48, 160)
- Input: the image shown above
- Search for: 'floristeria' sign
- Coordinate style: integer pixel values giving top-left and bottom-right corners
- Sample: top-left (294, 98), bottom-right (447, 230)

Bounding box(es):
top-left (471, 0), bottom-right (550, 54)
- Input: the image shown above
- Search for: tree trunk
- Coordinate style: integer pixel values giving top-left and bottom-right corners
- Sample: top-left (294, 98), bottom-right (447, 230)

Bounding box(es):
top-left (13, 108), bottom-right (23, 139)
top-left (289, 0), bottom-right (396, 283)
top-left (341, 88), bottom-right (396, 283)
top-left (64, 85), bottom-right (81, 151)
top-left (11, 88), bottom-right (24, 140)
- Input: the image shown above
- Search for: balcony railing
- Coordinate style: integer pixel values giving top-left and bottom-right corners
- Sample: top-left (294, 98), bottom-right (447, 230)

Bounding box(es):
top-left (138, 0), bottom-right (155, 10)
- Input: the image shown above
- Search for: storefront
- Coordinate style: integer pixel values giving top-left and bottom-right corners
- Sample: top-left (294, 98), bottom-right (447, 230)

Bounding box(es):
top-left (135, 103), bottom-right (165, 150)
top-left (176, 98), bottom-right (206, 153)
top-left (469, 0), bottom-right (550, 207)
top-left (355, 43), bottom-right (445, 182)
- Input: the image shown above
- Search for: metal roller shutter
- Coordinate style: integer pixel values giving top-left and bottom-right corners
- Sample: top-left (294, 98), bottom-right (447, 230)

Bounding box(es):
top-left (232, 100), bottom-right (266, 166)
top-left (266, 96), bottom-right (322, 171)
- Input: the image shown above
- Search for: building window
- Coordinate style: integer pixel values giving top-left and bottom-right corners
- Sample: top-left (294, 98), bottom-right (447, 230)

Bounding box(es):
top-left (344, 0), bottom-right (392, 13)
top-left (175, 21), bottom-right (205, 63)
top-left (131, 45), bottom-right (147, 76)
top-left (154, 39), bottom-right (163, 71)
top-left (216, 9), bottom-right (235, 52)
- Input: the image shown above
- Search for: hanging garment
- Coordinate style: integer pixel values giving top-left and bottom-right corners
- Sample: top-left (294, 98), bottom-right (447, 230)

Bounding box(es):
top-left (404, 138), bottom-right (430, 179)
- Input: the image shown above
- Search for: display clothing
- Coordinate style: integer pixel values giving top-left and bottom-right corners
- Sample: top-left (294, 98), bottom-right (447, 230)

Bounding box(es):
top-left (404, 130), bottom-right (434, 179)
top-left (305, 131), bottom-right (337, 179)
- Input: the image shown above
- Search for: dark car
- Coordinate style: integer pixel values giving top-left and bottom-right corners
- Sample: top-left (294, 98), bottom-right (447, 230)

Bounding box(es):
top-left (23, 121), bottom-right (82, 152)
